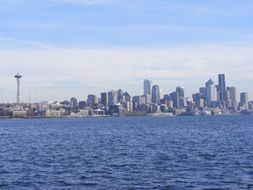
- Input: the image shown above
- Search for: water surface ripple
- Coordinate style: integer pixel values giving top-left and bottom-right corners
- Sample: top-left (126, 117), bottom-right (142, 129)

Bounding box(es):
top-left (0, 116), bottom-right (253, 189)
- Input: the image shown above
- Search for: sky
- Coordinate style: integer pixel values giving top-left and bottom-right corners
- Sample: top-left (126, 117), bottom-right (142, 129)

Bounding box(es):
top-left (0, 0), bottom-right (253, 102)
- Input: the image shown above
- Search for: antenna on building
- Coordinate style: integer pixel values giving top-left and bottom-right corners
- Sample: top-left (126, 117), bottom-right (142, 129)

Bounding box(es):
top-left (34, 88), bottom-right (37, 103)
top-left (29, 89), bottom-right (31, 104)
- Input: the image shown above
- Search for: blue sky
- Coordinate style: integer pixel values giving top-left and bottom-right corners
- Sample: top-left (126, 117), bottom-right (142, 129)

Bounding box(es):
top-left (0, 0), bottom-right (253, 102)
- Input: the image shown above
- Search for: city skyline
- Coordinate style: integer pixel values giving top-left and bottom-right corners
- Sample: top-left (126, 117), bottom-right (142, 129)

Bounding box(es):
top-left (0, 0), bottom-right (253, 102)
top-left (2, 73), bottom-right (252, 104)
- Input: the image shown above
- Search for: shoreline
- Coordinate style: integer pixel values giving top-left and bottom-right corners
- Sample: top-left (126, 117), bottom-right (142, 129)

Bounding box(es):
top-left (0, 113), bottom-right (251, 120)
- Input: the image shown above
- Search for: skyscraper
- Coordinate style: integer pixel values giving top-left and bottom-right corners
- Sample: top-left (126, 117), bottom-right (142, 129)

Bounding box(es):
top-left (108, 90), bottom-right (118, 106)
top-left (227, 87), bottom-right (236, 102)
top-left (205, 79), bottom-right (218, 106)
top-left (170, 91), bottom-right (179, 108)
top-left (218, 74), bottom-right (226, 102)
top-left (151, 85), bottom-right (161, 104)
top-left (122, 92), bottom-right (131, 102)
top-left (240, 92), bottom-right (249, 110)
top-left (144, 79), bottom-right (152, 95)
top-left (193, 93), bottom-right (204, 108)
top-left (117, 89), bottom-right (123, 103)
top-left (101, 92), bottom-right (107, 107)
top-left (176, 86), bottom-right (185, 97)
top-left (87, 94), bottom-right (98, 107)
top-left (70, 97), bottom-right (78, 110)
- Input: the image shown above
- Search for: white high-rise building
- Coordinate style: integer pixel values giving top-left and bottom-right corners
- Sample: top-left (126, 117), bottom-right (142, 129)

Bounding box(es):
top-left (205, 79), bottom-right (218, 106)
top-left (227, 87), bottom-right (237, 110)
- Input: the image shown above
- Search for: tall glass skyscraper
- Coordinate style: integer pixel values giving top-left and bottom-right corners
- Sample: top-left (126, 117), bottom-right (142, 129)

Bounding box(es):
top-left (176, 86), bottom-right (185, 97)
top-left (144, 79), bottom-right (152, 95)
top-left (218, 74), bottom-right (226, 102)
top-left (151, 85), bottom-right (160, 104)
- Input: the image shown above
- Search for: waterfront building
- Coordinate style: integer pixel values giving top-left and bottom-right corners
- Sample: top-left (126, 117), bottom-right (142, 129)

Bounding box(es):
top-left (71, 109), bottom-right (90, 117)
top-left (12, 110), bottom-right (27, 118)
top-left (125, 101), bottom-right (133, 112)
top-left (144, 79), bottom-right (152, 95)
top-left (151, 85), bottom-right (161, 104)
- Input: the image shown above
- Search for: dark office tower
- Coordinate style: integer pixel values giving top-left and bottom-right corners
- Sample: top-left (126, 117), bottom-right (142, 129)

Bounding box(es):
top-left (240, 92), bottom-right (249, 110)
top-left (79, 101), bottom-right (87, 109)
top-left (151, 85), bottom-right (161, 104)
top-left (133, 96), bottom-right (140, 105)
top-left (170, 91), bottom-right (179, 108)
top-left (132, 96), bottom-right (140, 111)
top-left (117, 89), bottom-right (123, 103)
top-left (176, 87), bottom-right (185, 97)
top-left (144, 79), bottom-right (152, 95)
top-left (193, 93), bottom-right (200, 107)
top-left (101, 92), bottom-right (107, 107)
top-left (218, 74), bottom-right (226, 101)
top-left (87, 94), bottom-right (98, 107)
top-left (123, 92), bottom-right (131, 102)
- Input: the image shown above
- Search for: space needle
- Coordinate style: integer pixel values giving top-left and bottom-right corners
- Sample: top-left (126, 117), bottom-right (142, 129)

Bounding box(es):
top-left (14, 73), bottom-right (22, 104)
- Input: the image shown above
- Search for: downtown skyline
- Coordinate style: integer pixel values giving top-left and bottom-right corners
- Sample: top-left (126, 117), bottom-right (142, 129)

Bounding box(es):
top-left (0, 70), bottom-right (252, 103)
top-left (1, 73), bottom-right (251, 119)
top-left (5, 73), bottom-right (253, 106)
top-left (0, 0), bottom-right (253, 102)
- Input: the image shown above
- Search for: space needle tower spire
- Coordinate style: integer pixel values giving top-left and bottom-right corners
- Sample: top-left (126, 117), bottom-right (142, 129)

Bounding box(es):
top-left (14, 73), bottom-right (22, 104)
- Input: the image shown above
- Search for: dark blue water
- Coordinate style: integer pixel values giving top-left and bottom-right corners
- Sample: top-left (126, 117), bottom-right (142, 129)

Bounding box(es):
top-left (1, 116), bottom-right (253, 189)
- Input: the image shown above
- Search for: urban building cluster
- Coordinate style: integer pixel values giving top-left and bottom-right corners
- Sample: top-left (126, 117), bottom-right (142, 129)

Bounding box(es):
top-left (0, 74), bottom-right (252, 118)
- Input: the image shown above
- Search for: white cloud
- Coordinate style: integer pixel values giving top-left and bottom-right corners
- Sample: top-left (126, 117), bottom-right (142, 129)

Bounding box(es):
top-left (0, 44), bottom-right (253, 102)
